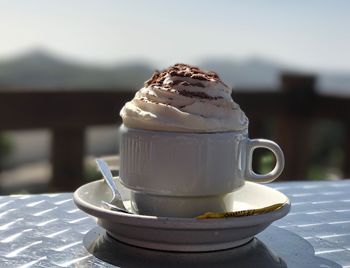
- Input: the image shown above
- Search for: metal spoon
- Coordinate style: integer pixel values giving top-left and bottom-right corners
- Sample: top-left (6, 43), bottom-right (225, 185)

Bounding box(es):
top-left (95, 158), bottom-right (130, 213)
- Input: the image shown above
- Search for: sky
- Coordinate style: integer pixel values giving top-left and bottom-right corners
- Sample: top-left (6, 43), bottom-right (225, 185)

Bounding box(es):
top-left (1, 0), bottom-right (350, 71)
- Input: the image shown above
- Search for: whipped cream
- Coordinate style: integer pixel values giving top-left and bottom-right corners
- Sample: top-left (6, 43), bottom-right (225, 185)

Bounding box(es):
top-left (120, 64), bottom-right (248, 132)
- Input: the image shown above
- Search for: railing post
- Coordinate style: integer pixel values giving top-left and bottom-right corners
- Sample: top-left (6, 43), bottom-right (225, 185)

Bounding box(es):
top-left (50, 127), bottom-right (85, 191)
top-left (275, 73), bottom-right (316, 180)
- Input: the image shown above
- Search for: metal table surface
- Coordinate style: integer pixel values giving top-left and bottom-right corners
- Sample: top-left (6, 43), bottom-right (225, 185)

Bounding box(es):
top-left (1, 180), bottom-right (350, 267)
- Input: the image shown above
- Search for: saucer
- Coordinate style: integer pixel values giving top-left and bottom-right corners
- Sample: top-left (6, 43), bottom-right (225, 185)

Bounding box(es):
top-left (74, 179), bottom-right (290, 252)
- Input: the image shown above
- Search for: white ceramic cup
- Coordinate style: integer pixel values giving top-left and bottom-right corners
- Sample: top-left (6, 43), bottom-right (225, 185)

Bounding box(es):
top-left (119, 125), bottom-right (284, 217)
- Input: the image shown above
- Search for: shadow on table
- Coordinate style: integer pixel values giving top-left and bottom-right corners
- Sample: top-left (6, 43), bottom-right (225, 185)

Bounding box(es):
top-left (257, 226), bottom-right (341, 268)
top-left (84, 226), bottom-right (341, 268)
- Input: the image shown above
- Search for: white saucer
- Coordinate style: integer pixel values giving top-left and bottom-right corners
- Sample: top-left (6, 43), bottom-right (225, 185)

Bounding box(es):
top-left (74, 179), bottom-right (290, 252)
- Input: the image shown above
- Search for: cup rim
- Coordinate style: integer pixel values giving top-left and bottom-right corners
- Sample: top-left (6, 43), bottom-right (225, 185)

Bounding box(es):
top-left (119, 124), bottom-right (248, 136)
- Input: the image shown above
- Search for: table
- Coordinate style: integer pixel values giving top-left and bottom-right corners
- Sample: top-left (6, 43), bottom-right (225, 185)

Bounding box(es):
top-left (1, 180), bottom-right (350, 267)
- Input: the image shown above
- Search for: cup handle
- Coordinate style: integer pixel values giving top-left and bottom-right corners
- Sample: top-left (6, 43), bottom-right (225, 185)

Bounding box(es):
top-left (245, 139), bottom-right (285, 183)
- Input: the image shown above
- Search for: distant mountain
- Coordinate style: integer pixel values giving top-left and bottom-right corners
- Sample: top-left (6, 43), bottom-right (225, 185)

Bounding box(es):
top-left (318, 72), bottom-right (350, 96)
top-left (199, 57), bottom-right (291, 89)
top-left (0, 49), bottom-right (349, 95)
top-left (0, 50), bottom-right (153, 90)
top-left (199, 58), bottom-right (350, 95)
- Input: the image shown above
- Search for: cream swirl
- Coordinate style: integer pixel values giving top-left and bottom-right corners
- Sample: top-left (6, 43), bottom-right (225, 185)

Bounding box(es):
top-left (120, 63), bottom-right (248, 132)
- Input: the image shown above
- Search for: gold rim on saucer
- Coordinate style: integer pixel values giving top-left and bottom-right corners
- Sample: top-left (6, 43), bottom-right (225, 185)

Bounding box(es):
top-left (196, 202), bottom-right (286, 219)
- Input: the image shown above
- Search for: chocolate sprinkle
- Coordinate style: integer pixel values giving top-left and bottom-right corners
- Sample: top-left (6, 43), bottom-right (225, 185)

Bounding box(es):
top-left (144, 63), bottom-right (226, 88)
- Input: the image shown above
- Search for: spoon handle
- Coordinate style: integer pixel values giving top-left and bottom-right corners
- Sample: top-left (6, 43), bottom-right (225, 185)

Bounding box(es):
top-left (101, 200), bottom-right (131, 214)
top-left (96, 159), bottom-right (123, 201)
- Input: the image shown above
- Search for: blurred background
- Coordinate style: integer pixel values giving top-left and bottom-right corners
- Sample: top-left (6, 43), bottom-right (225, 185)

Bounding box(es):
top-left (0, 0), bottom-right (349, 194)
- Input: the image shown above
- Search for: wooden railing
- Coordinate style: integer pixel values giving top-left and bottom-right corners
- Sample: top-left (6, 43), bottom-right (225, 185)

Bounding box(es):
top-left (0, 73), bottom-right (349, 191)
